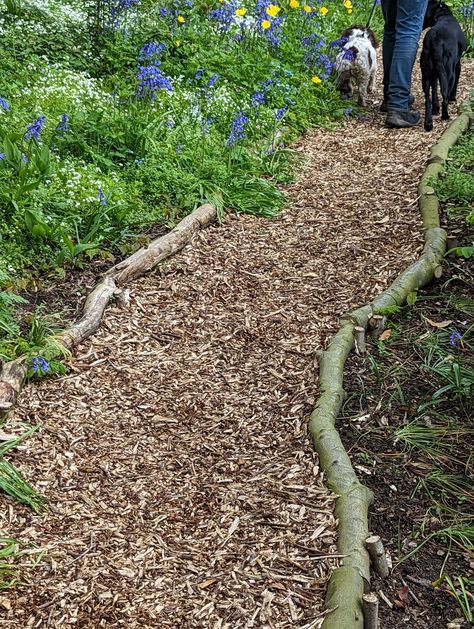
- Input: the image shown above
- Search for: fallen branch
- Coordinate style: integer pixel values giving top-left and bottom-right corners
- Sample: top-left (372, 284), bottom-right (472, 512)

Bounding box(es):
top-left (107, 203), bottom-right (217, 285)
top-left (0, 203), bottom-right (217, 414)
top-left (315, 105), bottom-right (473, 629)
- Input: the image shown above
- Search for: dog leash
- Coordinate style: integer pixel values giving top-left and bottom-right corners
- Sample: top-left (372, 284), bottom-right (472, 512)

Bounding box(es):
top-left (366, 0), bottom-right (379, 28)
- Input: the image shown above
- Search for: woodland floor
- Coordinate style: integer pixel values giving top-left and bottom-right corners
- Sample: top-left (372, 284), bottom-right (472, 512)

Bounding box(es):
top-left (1, 61), bottom-right (474, 628)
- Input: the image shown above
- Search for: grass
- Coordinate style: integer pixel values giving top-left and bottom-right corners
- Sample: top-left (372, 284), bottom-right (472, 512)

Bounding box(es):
top-left (0, 427), bottom-right (46, 514)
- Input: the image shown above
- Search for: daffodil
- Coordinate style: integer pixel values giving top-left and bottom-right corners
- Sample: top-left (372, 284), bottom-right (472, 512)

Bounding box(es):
top-left (312, 75), bottom-right (322, 84)
top-left (266, 4), bottom-right (281, 16)
top-left (319, 6), bottom-right (328, 14)
top-left (236, 7), bottom-right (246, 15)
top-left (303, 4), bottom-right (312, 12)
top-left (289, 0), bottom-right (299, 7)
top-left (177, 14), bottom-right (185, 22)
top-left (261, 19), bottom-right (271, 28)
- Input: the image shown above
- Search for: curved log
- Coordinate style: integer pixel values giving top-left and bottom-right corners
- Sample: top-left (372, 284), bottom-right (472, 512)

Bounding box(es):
top-left (107, 203), bottom-right (217, 285)
top-left (0, 204), bottom-right (217, 414)
top-left (316, 106), bottom-right (473, 629)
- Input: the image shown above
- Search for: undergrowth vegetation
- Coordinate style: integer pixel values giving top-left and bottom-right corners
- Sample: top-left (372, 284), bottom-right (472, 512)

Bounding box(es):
top-left (0, 0), bottom-right (387, 363)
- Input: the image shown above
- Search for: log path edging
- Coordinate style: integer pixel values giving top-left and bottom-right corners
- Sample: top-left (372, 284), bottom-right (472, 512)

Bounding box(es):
top-left (313, 103), bottom-right (474, 629)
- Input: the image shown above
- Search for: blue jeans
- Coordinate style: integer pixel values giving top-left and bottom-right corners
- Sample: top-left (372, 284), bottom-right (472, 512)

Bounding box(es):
top-left (381, 0), bottom-right (428, 111)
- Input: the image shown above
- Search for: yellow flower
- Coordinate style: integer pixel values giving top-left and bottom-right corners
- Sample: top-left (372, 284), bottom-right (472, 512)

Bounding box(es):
top-left (261, 19), bottom-right (271, 28)
top-left (347, 7), bottom-right (352, 12)
top-left (236, 7), bottom-right (247, 15)
top-left (311, 75), bottom-right (322, 84)
top-left (319, 6), bottom-right (328, 14)
top-left (266, 4), bottom-right (281, 16)
top-left (176, 39), bottom-right (181, 46)
top-left (289, 0), bottom-right (299, 7)
top-left (303, 4), bottom-right (312, 12)
top-left (177, 14), bottom-right (185, 22)
top-left (343, 0), bottom-right (352, 7)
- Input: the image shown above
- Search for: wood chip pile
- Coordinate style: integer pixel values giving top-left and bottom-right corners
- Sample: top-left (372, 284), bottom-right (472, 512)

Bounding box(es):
top-left (2, 62), bottom-right (473, 628)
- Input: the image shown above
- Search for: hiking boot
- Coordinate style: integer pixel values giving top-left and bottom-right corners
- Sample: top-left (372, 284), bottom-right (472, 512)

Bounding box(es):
top-left (380, 95), bottom-right (415, 113)
top-left (385, 109), bottom-right (421, 128)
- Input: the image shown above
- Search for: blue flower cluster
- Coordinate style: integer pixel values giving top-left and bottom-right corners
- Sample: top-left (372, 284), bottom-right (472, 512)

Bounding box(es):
top-left (227, 112), bottom-right (249, 146)
top-left (137, 42), bottom-right (173, 100)
top-left (0, 97), bottom-right (9, 112)
top-left (24, 115), bottom-right (46, 141)
top-left (31, 356), bottom-right (50, 373)
top-left (302, 33), bottom-right (325, 67)
top-left (57, 113), bottom-right (69, 133)
top-left (107, 0), bottom-right (141, 31)
top-left (450, 330), bottom-right (462, 346)
top-left (210, 0), bottom-right (238, 32)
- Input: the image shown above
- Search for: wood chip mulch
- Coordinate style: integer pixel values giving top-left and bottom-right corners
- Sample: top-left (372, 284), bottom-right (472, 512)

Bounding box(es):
top-left (1, 61), bottom-right (473, 628)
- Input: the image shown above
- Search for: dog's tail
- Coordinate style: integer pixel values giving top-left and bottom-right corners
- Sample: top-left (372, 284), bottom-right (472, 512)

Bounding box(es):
top-left (432, 35), bottom-right (449, 101)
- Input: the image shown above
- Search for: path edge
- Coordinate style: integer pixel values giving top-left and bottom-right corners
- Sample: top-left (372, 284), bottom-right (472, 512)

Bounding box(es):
top-left (313, 105), bottom-right (473, 629)
top-left (0, 203), bottom-right (217, 416)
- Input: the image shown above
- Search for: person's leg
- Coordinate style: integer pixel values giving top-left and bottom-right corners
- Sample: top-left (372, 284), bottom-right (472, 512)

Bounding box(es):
top-left (381, 0), bottom-right (398, 101)
top-left (387, 0), bottom-right (428, 111)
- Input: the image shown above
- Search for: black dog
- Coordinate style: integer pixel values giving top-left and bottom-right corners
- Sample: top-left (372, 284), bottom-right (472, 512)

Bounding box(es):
top-left (421, 0), bottom-right (466, 131)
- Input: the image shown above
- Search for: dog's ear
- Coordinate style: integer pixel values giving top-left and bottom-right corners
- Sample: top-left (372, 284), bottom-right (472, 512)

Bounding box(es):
top-left (340, 26), bottom-right (355, 40)
top-left (367, 28), bottom-right (379, 49)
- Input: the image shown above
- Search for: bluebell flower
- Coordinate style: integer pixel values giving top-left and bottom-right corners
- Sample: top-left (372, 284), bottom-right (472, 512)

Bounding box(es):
top-left (57, 113), bottom-right (69, 133)
top-left (24, 115), bottom-right (46, 141)
top-left (21, 153), bottom-right (28, 163)
top-left (176, 144), bottom-right (183, 154)
top-left (31, 356), bottom-right (50, 373)
top-left (210, 1), bottom-right (238, 31)
top-left (0, 153), bottom-right (5, 160)
top-left (329, 36), bottom-right (349, 48)
top-left (449, 330), bottom-right (462, 346)
top-left (0, 97), bottom-right (9, 112)
top-left (343, 107), bottom-right (353, 116)
top-left (252, 91), bottom-right (266, 107)
top-left (139, 42), bottom-right (166, 61)
top-left (159, 7), bottom-right (169, 16)
top-left (207, 74), bottom-right (220, 89)
top-left (227, 112), bottom-right (249, 146)
top-left (195, 68), bottom-right (204, 80)
top-left (97, 188), bottom-right (107, 206)
top-left (275, 106), bottom-right (287, 121)
top-left (342, 48), bottom-right (356, 62)
top-left (137, 64), bottom-right (173, 100)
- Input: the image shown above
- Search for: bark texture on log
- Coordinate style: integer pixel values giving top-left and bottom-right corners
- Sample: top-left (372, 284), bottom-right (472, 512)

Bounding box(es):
top-left (0, 358), bottom-right (27, 413)
top-left (318, 108), bottom-right (472, 629)
top-left (107, 203), bottom-right (217, 285)
top-left (57, 277), bottom-right (117, 351)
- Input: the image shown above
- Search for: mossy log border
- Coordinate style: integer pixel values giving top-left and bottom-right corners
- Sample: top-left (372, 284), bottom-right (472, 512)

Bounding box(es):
top-left (0, 203), bottom-right (217, 416)
top-left (314, 106), bottom-right (473, 629)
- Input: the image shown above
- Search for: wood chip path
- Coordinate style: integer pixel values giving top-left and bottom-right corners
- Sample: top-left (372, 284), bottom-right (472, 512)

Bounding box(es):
top-left (2, 62), bottom-right (473, 628)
